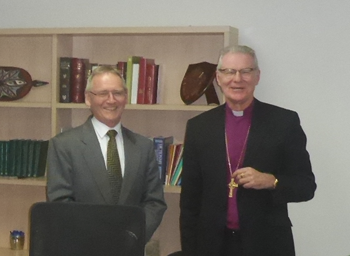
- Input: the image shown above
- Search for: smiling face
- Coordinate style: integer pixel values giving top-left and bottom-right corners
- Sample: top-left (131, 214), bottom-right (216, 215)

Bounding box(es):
top-left (85, 72), bottom-right (127, 128)
top-left (216, 52), bottom-right (260, 111)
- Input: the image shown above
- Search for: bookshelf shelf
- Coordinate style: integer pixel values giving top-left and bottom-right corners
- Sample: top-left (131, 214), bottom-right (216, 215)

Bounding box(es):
top-left (56, 102), bottom-right (218, 112)
top-left (0, 102), bottom-right (51, 108)
top-left (0, 177), bottom-right (46, 187)
top-left (0, 248), bottom-right (28, 256)
top-left (0, 26), bottom-right (238, 255)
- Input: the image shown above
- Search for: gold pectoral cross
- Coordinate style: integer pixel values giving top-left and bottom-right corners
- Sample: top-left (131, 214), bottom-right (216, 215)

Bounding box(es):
top-left (228, 178), bottom-right (238, 198)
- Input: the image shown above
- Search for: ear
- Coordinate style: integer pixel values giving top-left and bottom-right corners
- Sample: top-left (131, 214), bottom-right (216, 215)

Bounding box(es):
top-left (215, 70), bottom-right (221, 87)
top-left (85, 91), bottom-right (91, 107)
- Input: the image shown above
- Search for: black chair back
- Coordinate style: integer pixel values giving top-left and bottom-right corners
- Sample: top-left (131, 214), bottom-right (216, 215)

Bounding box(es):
top-left (29, 202), bottom-right (145, 256)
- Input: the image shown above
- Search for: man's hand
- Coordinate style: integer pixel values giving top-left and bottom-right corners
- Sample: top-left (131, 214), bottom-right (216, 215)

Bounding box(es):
top-left (232, 167), bottom-right (276, 190)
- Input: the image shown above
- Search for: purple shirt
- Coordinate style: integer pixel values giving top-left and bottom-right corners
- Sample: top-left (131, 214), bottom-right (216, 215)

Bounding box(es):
top-left (225, 102), bottom-right (253, 229)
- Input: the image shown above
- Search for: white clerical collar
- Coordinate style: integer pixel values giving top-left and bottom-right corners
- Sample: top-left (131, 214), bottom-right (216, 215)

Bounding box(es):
top-left (232, 110), bottom-right (244, 117)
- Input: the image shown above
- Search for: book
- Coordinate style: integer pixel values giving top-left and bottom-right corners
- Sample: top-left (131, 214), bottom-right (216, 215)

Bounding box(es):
top-left (0, 141), bottom-right (8, 176)
top-left (59, 57), bottom-right (72, 103)
top-left (19, 140), bottom-right (30, 177)
top-left (70, 58), bottom-right (90, 103)
top-left (130, 63), bottom-right (140, 104)
top-left (117, 61), bottom-right (127, 80)
top-left (169, 144), bottom-right (183, 184)
top-left (27, 140), bottom-right (35, 177)
top-left (7, 139), bottom-right (18, 176)
top-left (137, 58), bottom-right (155, 104)
top-left (153, 136), bottom-right (174, 183)
top-left (32, 140), bottom-right (49, 177)
top-left (165, 144), bottom-right (182, 185)
top-left (126, 56), bottom-right (142, 102)
top-left (170, 156), bottom-right (183, 186)
top-left (144, 64), bottom-right (159, 104)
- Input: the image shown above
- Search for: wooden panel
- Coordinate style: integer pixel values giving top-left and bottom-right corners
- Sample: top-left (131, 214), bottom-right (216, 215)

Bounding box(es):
top-left (0, 36), bottom-right (52, 104)
top-left (0, 108), bottom-right (51, 140)
top-left (0, 185), bottom-right (46, 249)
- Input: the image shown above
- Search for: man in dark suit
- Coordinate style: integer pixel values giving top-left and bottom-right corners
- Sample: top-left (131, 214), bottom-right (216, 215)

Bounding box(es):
top-left (180, 45), bottom-right (316, 256)
top-left (47, 66), bottom-right (167, 243)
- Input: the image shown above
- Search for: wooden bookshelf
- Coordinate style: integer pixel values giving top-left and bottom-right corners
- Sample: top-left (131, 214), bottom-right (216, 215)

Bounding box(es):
top-left (0, 26), bottom-right (238, 255)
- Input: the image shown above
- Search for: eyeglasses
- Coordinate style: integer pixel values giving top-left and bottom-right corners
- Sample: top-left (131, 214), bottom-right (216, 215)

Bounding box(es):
top-left (89, 90), bottom-right (126, 100)
top-left (218, 68), bottom-right (257, 79)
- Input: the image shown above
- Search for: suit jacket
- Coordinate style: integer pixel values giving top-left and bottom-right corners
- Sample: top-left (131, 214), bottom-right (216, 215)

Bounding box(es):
top-left (47, 116), bottom-right (167, 242)
top-left (180, 99), bottom-right (316, 256)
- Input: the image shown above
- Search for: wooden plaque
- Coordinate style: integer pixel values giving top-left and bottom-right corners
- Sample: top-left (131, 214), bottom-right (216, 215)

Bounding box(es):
top-left (180, 62), bottom-right (219, 105)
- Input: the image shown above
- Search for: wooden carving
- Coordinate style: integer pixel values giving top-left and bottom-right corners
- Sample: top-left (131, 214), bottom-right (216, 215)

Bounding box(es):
top-left (0, 66), bottom-right (48, 101)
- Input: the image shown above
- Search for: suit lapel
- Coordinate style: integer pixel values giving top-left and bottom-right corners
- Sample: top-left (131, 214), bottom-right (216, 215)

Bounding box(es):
top-left (118, 127), bottom-right (140, 204)
top-left (243, 99), bottom-right (269, 167)
top-left (81, 118), bottom-right (115, 204)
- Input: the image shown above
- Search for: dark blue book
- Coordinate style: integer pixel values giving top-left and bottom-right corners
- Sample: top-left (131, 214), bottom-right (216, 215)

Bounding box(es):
top-left (153, 136), bottom-right (174, 184)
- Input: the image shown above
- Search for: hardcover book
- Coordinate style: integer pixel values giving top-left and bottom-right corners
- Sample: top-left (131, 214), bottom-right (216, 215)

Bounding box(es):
top-left (170, 156), bottom-right (183, 186)
top-left (59, 57), bottom-right (72, 103)
top-left (70, 58), bottom-right (90, 103)
top-left (32, 140), bottom-right (49, 177)
top-left (165, 144), bottom-right (182, 185)
top-left (117, 61), bottom-right (127, 80)
top-left (126, 56), bottom-right (142, 102)
top-left (153, 136), bottom-right (174, 184)
top-left (19, 139), bottom-right (30, 177)
top-left (137, 58), bottom-right (155, 104)
top-left (0, 141), bottom-right (9, 176)
top-left (144, 64), bottom-right (159, 104)
top-left (7, 139), bottom-right (18, 176)
top-left (130, 63), bottom-right (140, 104)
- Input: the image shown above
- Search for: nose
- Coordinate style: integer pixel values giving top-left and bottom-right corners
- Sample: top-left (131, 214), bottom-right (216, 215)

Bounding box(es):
top-left (106, 92), bottom-right (117, 102)
top-left (233, 71), bottom-right (242, 82)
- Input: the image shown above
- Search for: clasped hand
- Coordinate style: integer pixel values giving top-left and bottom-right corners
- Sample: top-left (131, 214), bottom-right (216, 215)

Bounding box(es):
top-left (232, 167), bottom-right (276, 190)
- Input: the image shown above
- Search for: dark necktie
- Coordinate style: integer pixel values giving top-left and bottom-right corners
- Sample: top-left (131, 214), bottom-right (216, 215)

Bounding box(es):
top-left (106, 130), bottom-right (123, 204)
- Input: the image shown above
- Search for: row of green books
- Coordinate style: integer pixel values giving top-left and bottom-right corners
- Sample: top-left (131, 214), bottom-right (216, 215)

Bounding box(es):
top-left (0, 139), bottom-right (49, 178)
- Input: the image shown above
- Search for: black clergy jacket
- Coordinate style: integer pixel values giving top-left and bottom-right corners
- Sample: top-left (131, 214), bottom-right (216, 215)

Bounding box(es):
top-left (180, 98), bottom-right (316, 256)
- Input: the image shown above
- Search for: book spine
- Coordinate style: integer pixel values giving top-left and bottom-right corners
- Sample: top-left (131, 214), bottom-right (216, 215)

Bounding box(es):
top-left (126, 56), bottom-right (141, 103)
top-left (70, 58), bottom-right (89, 103)
top-left (27, 140), bottom-right (35, 177)
top-left (165, 144), bottom-right (177, 185)
top-left (2, 141), bottom-right (9, 176)
top-left (117, 61), bottom-right (127, 81)
top-left (59, 57), bottom-right (72, 103)
top-left (145, 64), bottom-right (159, 104)
top-left (153, 136), bottom-right (174, 184)
top-left (20, 140), bottom-right (29, 177)
top-left (170, 157), bottom-right (183, 186)
top-left (130, 63), bottom-right (140, 104)
top-left (8, 140), bottom-right (17, 176)
top-left (37, 141), bottom-right (49, 177)
top-left (137, 58), bottom-right (155, 104)
top-left (0, 141), bottom-right (4, 176)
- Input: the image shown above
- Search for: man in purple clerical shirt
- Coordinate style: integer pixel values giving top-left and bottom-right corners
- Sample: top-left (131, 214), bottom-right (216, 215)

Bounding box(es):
top-left (180, 45), bottom-right (316, 256)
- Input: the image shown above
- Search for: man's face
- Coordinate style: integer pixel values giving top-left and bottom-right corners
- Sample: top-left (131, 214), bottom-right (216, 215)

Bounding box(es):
top-left (216, 52), bottom-right (260, 109)
top-left (85, 73), bottom-right (127, 128)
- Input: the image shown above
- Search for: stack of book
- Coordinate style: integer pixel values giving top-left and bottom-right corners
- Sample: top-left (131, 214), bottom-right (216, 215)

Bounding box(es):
top-left (59, 57), bottom-right (91, 103)
top-left (118, 56), bottom-right (160, 105)
top-left (152, 136), bottom-right (183, 186)
top-left (0, 139), bottom-right (49, 178)
top-left (164, 143), bottom-right (183, 186)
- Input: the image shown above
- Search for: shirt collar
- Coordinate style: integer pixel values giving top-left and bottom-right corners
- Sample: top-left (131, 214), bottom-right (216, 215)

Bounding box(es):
top-left (91, 117), bottom-right (122, 139)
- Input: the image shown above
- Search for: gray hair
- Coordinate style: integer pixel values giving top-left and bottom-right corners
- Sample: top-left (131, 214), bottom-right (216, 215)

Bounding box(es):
top-left (85, 65), bottom-right (127, 92)
top-left (217, 45), bottom-right (259, 70)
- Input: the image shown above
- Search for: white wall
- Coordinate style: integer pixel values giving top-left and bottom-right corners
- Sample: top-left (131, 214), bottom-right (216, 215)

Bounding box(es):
top-left (1, 1), bottom-right (349, 255)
